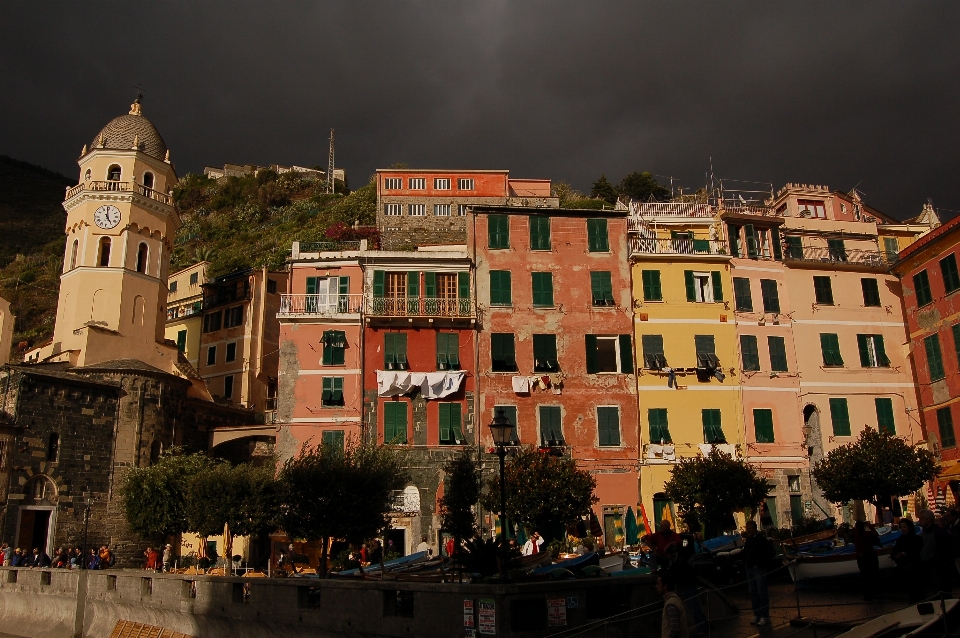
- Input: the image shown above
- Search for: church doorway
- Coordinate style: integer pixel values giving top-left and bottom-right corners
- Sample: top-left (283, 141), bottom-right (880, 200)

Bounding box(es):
top-left (16, 507), bottom-right (54, 555)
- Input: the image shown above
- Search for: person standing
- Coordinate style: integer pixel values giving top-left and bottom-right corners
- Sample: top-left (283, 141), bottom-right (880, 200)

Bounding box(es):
top-left (742, 521), bottom-right (772, 626)
top-left (162, 544), bottom-right (173, 572)
top-left (643, 520), bottom-right (681, 571)
top-left (368, 539), bottom-right (383, 566)
top-left (852, 521), bottom-right (882, 599)
top-left (0, 543), bottom-right (10, 567)
top-left (144, 546), bottom-right (160, 571)
top-left (416, 536), bottom-right (430, 555)
top-left (918, 509), bottom-right (950, 594)
top-left (944, 508), bottom-right (960, 578)
top-left (522, 532), bottom-right (544, 556)
top-left (99, 546), bottom-right (113, 568)
top-left (657, 572), bottom-right (690, 638)
top-left (891, 518), bottom-right (923, 602)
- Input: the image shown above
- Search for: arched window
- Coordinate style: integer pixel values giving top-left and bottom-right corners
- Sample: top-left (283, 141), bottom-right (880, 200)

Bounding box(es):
top-left (107, 165), bottom-right (121, 181)
top-left (98, 237), bottom-right (111, 267)
top-left (150, 440), bottom-right (162, 464)
top-left (69, 239), bottom-right (78, 270)
top-left (84, 169), bottom-right (91, 181)
top-left (143, 172), bottom-right (154, 189)
top-left (136, 243), bottom-right (148, 273)
top-left (47, 433), bottom-right (59, 461)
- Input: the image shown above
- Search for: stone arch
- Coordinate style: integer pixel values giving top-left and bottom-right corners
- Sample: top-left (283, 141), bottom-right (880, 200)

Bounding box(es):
top-left (143, 171), bottom-right (155, 189)
top-left (98, 236), bottom-right (111, 267)
top-left (399, 485), bottom-right (421, 514)
top-left (22, 475), bottom-right (57, 506)
top-left (106, 164), bottom-right (122, 181)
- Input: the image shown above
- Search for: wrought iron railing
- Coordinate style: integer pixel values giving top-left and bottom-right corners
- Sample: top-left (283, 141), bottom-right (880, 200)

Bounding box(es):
top-left (629, 202), bottom-right (714, 219)
top-left (367, 296), bottom-right (474, 318)
top-left (782, 245), bottom-right (890, 267)
top-left (298, 241), bottom-right (362, 253)
top-left (628, 237), bottom-right (728, 258)
top-left (278, 293), bottom-right (363, 316)
top-left (65, 181), bottom-right (172, 205)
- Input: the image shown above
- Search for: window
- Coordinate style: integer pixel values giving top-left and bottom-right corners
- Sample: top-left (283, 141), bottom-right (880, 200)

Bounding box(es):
top-left (797, 199), bottom-right (826, 218)
top-left (457, 204), bottom-right (469, 216)
top-left (383, 402), bottom-right (407, 443)
top-left (590, 271), bottom-right (614, 306)
top-left (223, 375), bottom-right (234, 399)
top-left (685, 271), bottom-right (723, 303)
top-left (648, 408), bottom-right (671, 443)
top-left (641, 335), bottom-right (667, 370)
top-left (107, 164), bottom-right (121, 181)
top-left (47, 433), bottom-right (59, 461)
top-left (267, 279), bottom-right (277, 294)
top-left (439, 403), bottom-right (465, 444)
top-left (925, 333), bottom-right (945, 381)
top-left (143, 172), bottom-right (154, 189)
top-left (875, 398), bottom-right (895, 434)
top-left (754, 409), bottom-right (774, 443)
top-left (494, 406), bottom-right (519, 442)
top-left (597, 407), bottom-right (621, 446)
top-left (733, 278), bottom-right (753, 311)
top-left (953, 323), bottom-right (960, 365)
top-left (768, 336), bottom-right (788, 372)
top-left (694, 335), bottom-right (720, 371)
top-left (942, 254), bottom-right (960, 294)
top-left (207, 346), bottom-right (217, 366)
top-left (883, 237), bottom-right (899, 260)
top-left (861, 278), bottom-right (881, 307)
top-left (436, 333), bottom-right (460, 370)
top-left (321, 377), bottom-right (344, 407)
top-left (225, 305), bottom-right (244, 328)
top-left (408, 178), bottom-right (425, 190)
top-left (740, 335), bottom-right (760, 371)
top-left (784, 236), bottom-right (803, 259)
top-left (84, 169), bottom-right (91, 181)
top-left (914, 270), bottom-right (933, 307)
top-left (641, 270), bottom-right (662, 301)
top-left (743, 224), bottom-right (759, 258)
top-left (532, 272), bottom-right (554, 307)
top-left (533, 334), bottom-right (559, 372)
top-left (813, 276), bottom-right (834, 304)
top-left (203, 311), bottom-right (222, 333)
top-left (585, 334), bottom-right (633, 374)
top-left (322, 430), bottom-right (345, 451)
top-left (190, 272), bottom-right (199, 285)
top-left (384, 203), bottom-right (402, 216)
top-left (702, 409), bottom-right (725, 443)
top-left (408, 204), bottom-right (426, 216)
top-left (938, 407), bottom-right (956, 448)
top-left (383, 177), bottom-right (402, 190)
top-left (135, 243), bottom-right (149, 273)
top-left (489, 270), bottom-right (512, 306)
top-left (587, 219), bottom-right (609, 252)
top-left (525, 215), bottom-right (552, 251)
top-left (458, 178), bottom-right (474, 190)
top-left (434, 178), bottom-right (451, 190)
top-left (760, 279), bottom-right (780, 313)
top-left (857, 334), bottom-right (889, 367)
top-left (820, 333), bottom-right (843, 367)
top-left (384, 333), bottom-right (408, 370)
top-left (176, 330), bottom-right (187, 352)
top-left (829, 398), bottom-right (851, 436)
top-left (98, 237), bottom-right (111, 267)
top-left (727, 223), bottom-right (741, 257)
top-left (488, 215), bottom-right (510, 249)
top-left (169, 280), bottom-right (178, 294)
top-left (827, 239), bottom-right (847, 262)
top-left (491, 333), bottom-right (517, 372)
top-left (434, 204), bottom-right (451, 216)
top-left (539, 406), bottom-right (563, 446)
top-left (225, 342), bottom-right (237, 363)
top-left (69, 239), bottom-right (79, 270)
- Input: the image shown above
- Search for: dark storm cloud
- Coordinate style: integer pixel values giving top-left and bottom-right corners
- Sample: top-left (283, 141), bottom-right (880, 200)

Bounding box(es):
top-left (2, 1), bottom-right (958, 217)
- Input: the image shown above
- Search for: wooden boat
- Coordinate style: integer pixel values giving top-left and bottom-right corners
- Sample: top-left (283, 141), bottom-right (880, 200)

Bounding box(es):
top-left (835, 599), bottom-right (959, 638)
top-left (512, 551), bottom-right (553, 570)
top-left (600, 553), bottom-right (630, 574)
top-left (330, 551), bottom-right (429, 577)
top-left (531, 552), bottom-right (599, 576)
top-left (781, 528), bottom-right (838, 554)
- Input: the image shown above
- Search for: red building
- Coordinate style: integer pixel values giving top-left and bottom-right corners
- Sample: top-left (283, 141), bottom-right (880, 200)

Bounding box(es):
top-left (468, 206), bottom-right (639, 545)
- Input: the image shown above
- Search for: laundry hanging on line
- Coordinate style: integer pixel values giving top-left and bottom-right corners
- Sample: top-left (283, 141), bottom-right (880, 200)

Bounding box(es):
top-left (376, 370), bottom-right (466, 399)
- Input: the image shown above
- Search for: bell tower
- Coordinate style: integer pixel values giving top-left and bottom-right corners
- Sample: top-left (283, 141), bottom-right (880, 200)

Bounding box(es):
top-left (37, 95), bottom-right (182, 370)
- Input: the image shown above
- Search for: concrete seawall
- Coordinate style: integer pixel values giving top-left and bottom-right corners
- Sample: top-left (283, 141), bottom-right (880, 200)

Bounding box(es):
top-left (0, 566), bottom-right (660, 637)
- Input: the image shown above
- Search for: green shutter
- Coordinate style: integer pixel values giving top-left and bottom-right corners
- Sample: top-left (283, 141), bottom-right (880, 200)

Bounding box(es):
top-left (597, 406), bottom-right (620, 446)
top-left (437, 333), bottom-right (448, 369)
top-left (642, 270), bottom-right (662, 301)
top-left (532, 272), bottom-right (553, 307)
top-left (489, 215), bottom-right (509, 249)
top-left (323, 331), bottom-right (334, 365)
top-left (648, 408), bottom-right (671, 443)
top-left (711, 272), bottom-right (723, 301)
top-left (728, 224), bottom-right (740, 257)
top-left (820, 333), bottom-right (843, 367)
top-left (875, 398), bottom-right (895, 434)
top-left (938, 408), bottom-right (956, 447)
top-left (498, 406), bottom-right (518, 442)
top-left (451, 404), bottom-right (464, 442)
top-left (587, 219), bottom-right (609, 252)
top-left (925, 334), bottom-right (945, 381)
top-left (814, 276), bottom-right (833, 304)
top-left (533, 334), bottom-right (558, 372)
top-left (424, 272), bottom-right (436, 297)
top-left (760, 279), bottom-right (780, 313)
top-left (733, 277), bottom-right (753, 311)
top-left (591, 271), bottom-right (613, 305)
top-left (384, 402), bottom-right (407, 443)
top-left (861, 278), bottom-right (881, 306)
top-left (785, 236), bottom-right (802, 259)
top-left (407, 271), bottom-right (419, 298)
top-left (322, 377), bottom-right (333, 403)
top-left (373, 270), bottom-right (385, 297)
top-left (176, 330), bottom-right (187, 352)
top-left (458, 271), bottom-right (470, 299)
top-left (490, 271), bottom-right (512, 306)
top-left (744, 224), bottom-right (758, 258)
top-left (829, 398), bottom-right (851, 436)
top-left (771, 227), bottom-right (782, 260)
top-left (702, 410), bottom-right (724, 443)
top-left (741, 335), bottom-right (760, 371)
top-left (338, 276), bottom-right (349, 295)
top-left (914, 271), bottom-right (932, 307)
top-left (530, 216), bottom-right (551, 250)
top-left (540, 406), bottom-right (563, 445)
top-left (585, 334), bottom-right (599, 374)
top-left (942, 255), bottom-right (960, 293)
top-left (306, 276), bottom-right (317, 295)
top-left (331, 377), bottom-right (343, 403)
top-left (953, 323), bottom-right (960, 364)
top-left (322, 430), bottom-right (344, 451)
top-left (768, 336), bottom-right (788, 372)
top-left (619, 334), bottom-right (633, 373)
top-left (491, 333), bottom-right (516, 371)
top-left (684, 270), bottom-right (696, 302)
top-left (754, 409), bottom-right (775, 443)
top-left (875, 335), bottom-right (889, 366)
top-left (857, 334), bottom-right (871, 367)
top-left (439, 403), bottom-right (451, 442)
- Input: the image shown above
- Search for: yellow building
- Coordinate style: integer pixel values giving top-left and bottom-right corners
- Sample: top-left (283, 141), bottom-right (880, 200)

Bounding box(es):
top-left (628, 202), bottom-right (742, 527)
top-left (165, 261), bottom-right (210, 369)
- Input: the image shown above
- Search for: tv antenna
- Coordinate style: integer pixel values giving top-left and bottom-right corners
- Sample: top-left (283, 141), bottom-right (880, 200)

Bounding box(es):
top-left (327, 129), bottom-right (335, 194)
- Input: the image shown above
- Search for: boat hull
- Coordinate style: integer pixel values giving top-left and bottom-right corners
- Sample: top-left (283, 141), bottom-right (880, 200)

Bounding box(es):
top-left (788, 547), bottom-right (894, 582)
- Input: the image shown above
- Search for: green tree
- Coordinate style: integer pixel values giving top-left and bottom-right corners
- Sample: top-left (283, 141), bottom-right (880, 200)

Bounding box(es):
top-left (590, 175), bottom-right (618, 204)
top-left (277, 438), bottom-right (409, 575)
top-left (812, 427), bottom-right (939, 507)
top-left (185, 462), bottom-right (279, 538)
top-left (439, 449), bottom-right (481, 551)
top-left (551, 181), bottom-right (584, 207)
top-left (120, 449), bottom-right (217, 539)
top-left (617, 171), bottom-right (670, 202)
top-left (480, 447), bottom-right (597, 542)
top-left (664, 448), bottom-right (768, 536)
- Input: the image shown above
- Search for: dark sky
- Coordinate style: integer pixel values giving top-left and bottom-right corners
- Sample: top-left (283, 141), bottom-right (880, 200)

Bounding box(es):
top-left (2, 2), bottom-right (958, 219)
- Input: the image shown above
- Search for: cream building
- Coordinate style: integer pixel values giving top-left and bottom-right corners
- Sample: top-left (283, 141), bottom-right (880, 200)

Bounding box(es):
top-left (0, 297), bottom-right (13, 364)
top-left (165, 261), bottom-right (210, 369)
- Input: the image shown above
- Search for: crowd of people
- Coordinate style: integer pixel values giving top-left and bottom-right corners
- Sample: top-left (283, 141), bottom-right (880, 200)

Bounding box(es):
top-left (0, 543), bottom-right (114, 569)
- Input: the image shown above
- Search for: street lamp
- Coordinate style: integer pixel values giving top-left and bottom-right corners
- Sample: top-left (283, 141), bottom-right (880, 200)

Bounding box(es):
top-left (488, 408), bottom-right (512, 582)
top-left (81, 496), bottom-right (92, 570)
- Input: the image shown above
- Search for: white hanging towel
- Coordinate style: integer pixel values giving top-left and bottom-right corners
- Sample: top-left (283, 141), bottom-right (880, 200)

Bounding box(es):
top-left (511, 375), bottom-right (530, 394)
top-left (647, 444), bottom-right (663, 459)
top-left (698, 444), bottom-right (713, 457)
top-left (377, 371), bottom-right (416, 397)
top-left (662, 445), bottom-right (676, 461)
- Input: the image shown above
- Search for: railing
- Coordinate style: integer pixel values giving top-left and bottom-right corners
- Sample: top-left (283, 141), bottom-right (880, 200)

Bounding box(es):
top-left (367, 295), bottom-right (474, 318)
top-left (629, 201), bottom-right (714, 219)
top-left (628, 237), bottom-right (728, 258)
top-left (717, 203), bottom-right (780, 217)
top-left (782, 245), bottom-right (891, 267)
top-left (278, 293), bottom-right (363, 316)
top-left (65, 181), bottom-right (171, 205)
top-left (298, 241), bottom-right (361, 253)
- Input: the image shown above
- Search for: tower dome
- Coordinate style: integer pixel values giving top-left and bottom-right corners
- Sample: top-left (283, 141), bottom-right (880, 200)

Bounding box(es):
top-left (90, 96), bottom-right (168, 160)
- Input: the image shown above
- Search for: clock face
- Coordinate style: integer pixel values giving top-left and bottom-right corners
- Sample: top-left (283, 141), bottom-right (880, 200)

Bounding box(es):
top-left (93, 205), bottom-right (121, 229)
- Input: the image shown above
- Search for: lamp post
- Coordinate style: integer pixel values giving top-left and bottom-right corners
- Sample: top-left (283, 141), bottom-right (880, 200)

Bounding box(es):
top-left (488, 408), bottom-right (513, 582)
top-left (81, 496), bottom-right (92, 570)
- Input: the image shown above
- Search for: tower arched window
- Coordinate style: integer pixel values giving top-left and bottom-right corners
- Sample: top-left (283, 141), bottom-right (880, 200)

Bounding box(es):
top-left (107, 165), bottom-right (121, 181)
top-left (69, 239), bottom-right (79, 270)
top-left (98, 237), bottom-right (111, 267)
top-left (84, 169), bottom-right (91, 181)
top-left (136, 243), bottom-right (149, 273)
top-left (47, 433), bottom-right (59, 461)
top-left (143, 172), bottom-right (154, 189)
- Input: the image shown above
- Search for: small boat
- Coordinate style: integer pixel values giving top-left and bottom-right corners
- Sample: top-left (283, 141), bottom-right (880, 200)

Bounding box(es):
top-left (788, 529), bottom-right (901, 582)
top-left (531, 552), bottom-right (599, 577)
top-left (835, 600), bottom-right (959, 638)
top-left (600, 553), bottom-right (630, 574)
top-left (781, 528), bottom-right (839, 554)
top-left (512, 551), bottom-right (553, 570)
top-left (330, 551), bottom-right (429, 577)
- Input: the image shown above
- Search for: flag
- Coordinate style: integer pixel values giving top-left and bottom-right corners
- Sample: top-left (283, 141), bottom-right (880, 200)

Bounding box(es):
top-left (625, 507), bottom-right (640, 545)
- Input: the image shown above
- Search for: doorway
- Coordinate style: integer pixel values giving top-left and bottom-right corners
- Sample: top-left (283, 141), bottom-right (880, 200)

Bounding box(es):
top-left (387, 528), bottom-right (406, 556)
top-left (17, 508), bottom-right (52, 554)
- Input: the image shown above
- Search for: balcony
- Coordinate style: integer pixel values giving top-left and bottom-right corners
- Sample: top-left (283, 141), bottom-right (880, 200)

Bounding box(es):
top-left (629, 202), bottom-right (714, 219)
top-left (65, 181), bottom-right (172, 205)
top-left (628, 237), bottom-right (728, 259)
top-left (782, 245), bottom-right (891, 267)
top-left (366, 295), bottom-right (475, 319)
top-left (298, 241), bottom-right (362, 254)
top-left (278, 293), bottom-right (363, 317)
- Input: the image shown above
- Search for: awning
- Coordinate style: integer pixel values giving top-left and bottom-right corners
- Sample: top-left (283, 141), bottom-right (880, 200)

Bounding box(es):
top-left (939, 462), bottom-right (960, 481)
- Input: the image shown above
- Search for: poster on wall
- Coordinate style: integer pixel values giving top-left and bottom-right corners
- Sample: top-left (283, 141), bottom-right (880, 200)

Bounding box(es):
top-left (478, 599), bottom-right (496, 634)
top-left (547, 598), bottom-right (567, 626)
top-left (464, 599), bottom-right (475, 630)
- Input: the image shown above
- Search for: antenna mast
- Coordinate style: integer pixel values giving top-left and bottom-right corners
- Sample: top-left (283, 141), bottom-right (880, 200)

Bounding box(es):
top-left (327, 129), bottom-right (335, 194)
